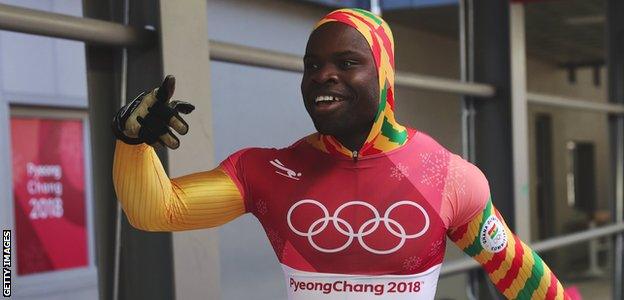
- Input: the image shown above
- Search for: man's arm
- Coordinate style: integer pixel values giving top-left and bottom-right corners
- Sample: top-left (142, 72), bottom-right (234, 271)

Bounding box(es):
top-left (111, 75), bottom-right (245, 231)
top-left (448, 200), bottom-right (568, 300)
top-left (442, 154), bottom-right (568, 300)
top-left (112, 140), bottom-right (245, 231)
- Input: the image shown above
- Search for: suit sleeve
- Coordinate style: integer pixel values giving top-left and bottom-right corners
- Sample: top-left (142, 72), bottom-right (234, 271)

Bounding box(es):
top-left (445, 155), bottom-right (569, 300)
top-left (217, 147), bottom-right (254, 213)
top-left (112, 140), bottom-right (245, 231)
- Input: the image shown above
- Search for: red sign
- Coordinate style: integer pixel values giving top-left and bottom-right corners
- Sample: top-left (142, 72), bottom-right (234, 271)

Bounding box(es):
top-left (10, 117), bottom-right (88, 275)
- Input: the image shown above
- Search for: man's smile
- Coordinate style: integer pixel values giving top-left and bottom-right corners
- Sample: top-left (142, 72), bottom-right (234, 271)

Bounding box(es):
top-left (312, 94), bottom-right (348, 114)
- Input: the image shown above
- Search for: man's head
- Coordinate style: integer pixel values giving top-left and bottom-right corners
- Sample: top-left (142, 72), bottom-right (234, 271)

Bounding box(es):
top-left (301, 22), bottom-right (379, 140)
top-left (302, 9), bottom-right (407, 155)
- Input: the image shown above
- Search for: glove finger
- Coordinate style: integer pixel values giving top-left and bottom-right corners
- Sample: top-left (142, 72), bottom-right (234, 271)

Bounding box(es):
top-left (155, 75), bottom-right (176, 103)
top-left (125, 114), bottom-right (147, 138)
top-left (126, 90), bottom-right (158, 135)
top-left (149, 139), bottom-right (165, 149)
top-left (169, 100), bottom-right (195, 114)
top-left (159, 130), bottom-right (180, 149)
top-left (137, 116), bottom-right (168, 146)
top-left (122, 116), bottom-right (139, 138)
top-left (169, 114), bottom-right (189, 135)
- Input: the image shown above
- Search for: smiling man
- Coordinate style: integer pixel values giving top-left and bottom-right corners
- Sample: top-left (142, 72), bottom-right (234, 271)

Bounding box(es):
top-left (112, 8), bottom-right (569, 300)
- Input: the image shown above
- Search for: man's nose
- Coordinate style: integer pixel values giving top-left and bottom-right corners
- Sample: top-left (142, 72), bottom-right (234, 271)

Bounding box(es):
top-left (312, 64), bottom-right (339, 84)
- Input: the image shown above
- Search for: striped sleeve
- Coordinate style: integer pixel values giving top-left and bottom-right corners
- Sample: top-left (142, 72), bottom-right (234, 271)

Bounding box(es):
top-left (112, 140), bottom-right (246, 231)
top-left (448, 200), bottom-right (569, 299)
top-left (443, 156), bottom-right (569, 299)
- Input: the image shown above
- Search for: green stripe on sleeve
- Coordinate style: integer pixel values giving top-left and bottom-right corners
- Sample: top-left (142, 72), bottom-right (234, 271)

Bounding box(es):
top-left (516, 250), bottom-right (546, 300)
top-left (463, 200), bottom-right (493, 256)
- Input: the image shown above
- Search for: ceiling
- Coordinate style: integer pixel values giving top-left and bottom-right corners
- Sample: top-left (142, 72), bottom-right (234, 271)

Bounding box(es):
top-left (305, 0), bottom-right (607, 67)
top-left (524, 0), bottom-right (605, 66)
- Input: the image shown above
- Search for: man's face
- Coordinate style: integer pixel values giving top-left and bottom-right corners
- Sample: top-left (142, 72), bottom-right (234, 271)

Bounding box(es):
top-left (301, 22), bottom-right (379, 138)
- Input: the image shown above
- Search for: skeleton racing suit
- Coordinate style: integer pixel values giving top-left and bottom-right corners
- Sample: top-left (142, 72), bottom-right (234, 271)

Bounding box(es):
top-left (113, 8), bottom-right (569, 300)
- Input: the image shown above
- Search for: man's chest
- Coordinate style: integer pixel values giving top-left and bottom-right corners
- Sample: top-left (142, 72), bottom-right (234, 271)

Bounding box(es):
top-left (244, 153), bottom-right (449, 275)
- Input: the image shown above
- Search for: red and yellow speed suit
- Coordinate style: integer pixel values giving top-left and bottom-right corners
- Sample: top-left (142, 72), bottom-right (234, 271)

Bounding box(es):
top-left (113, 8), bottom-right (569, 300)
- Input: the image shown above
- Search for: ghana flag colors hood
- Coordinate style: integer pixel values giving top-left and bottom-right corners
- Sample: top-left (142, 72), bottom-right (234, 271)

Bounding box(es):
top-left (305, 8), bottom-right (410, 158)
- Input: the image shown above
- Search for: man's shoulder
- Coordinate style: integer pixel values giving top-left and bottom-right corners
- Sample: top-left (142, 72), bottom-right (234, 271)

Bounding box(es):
top-left (408, 129), bottom-right (479, 169)
top-left (225, 135), bottom-right (312, 161)
top-left (409, 129), bottom-right (453, 154)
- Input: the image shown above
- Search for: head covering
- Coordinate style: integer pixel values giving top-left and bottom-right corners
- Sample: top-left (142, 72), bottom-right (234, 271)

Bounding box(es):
top-left (305, 8), bottom-right (410, 158)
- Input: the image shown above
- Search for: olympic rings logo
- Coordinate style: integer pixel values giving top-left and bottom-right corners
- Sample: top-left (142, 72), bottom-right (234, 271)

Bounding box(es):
top-left (287, 199), bottom-right (430, 255)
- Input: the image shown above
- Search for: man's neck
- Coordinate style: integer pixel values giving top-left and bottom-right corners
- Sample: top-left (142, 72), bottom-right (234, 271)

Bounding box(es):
top-left (332, 126), bottom-right (371, 152)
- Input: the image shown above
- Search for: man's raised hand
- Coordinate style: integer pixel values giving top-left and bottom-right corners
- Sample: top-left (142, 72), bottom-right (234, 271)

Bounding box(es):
top-left (112, 75), bottom-right (194, 149)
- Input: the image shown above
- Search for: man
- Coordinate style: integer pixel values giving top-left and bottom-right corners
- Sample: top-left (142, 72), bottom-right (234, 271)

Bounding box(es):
top-left (112, 8), bottom-right (569, 300)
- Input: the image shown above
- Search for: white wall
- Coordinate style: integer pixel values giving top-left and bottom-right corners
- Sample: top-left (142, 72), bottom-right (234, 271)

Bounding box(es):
top-left (0, 0), bottom-right (87, 108)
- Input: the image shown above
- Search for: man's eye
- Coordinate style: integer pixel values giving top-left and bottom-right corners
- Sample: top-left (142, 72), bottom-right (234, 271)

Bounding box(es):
top-left (305, 62), bottom-right (319, 70)
top-left (342, 60), bottom-right (357, 68)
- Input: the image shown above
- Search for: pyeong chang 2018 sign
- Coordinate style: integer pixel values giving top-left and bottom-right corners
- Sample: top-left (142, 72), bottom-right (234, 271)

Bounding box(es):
top-left (10, 117), bottom-right (88, 275)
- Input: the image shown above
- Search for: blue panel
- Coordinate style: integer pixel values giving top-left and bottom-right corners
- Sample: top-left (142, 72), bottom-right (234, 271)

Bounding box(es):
top-left (302, 0), bottom-right (359, 7)
top-left (382, 0), bottom-right (458, 10)
top-left (301, 0), bottom-right (457, 9)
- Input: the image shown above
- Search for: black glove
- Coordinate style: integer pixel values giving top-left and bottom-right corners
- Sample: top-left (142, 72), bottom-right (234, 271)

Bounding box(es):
top-left (112, 75), bottom-right (194, 149)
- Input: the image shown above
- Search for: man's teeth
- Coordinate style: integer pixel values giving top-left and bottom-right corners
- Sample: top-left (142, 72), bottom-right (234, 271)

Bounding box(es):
top-left (315, 95), bottom-right (342, 103)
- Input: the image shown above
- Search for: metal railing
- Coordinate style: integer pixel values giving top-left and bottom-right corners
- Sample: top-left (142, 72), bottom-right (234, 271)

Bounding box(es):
top-left (209, 42), bottom-right (624, 114)
top-left (0, 3), bottom-right (154, 46)
top-left (528, 92), bottom-right (624, 114)
top-left (441, 222), bottom-right (624, 276)
top-left (210, 40), bottom-right (496, 97)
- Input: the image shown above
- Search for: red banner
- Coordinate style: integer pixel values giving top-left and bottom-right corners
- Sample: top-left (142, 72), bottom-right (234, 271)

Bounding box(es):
top-left (10, 117), bottom-right (88, 275)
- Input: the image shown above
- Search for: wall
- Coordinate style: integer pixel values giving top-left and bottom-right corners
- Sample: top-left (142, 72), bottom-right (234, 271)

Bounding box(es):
top-left (527, 60), bottom-right (610, 238)
top-left (526, 59), bottom-right (610, 272)
top-left (0, 0), bottom-right (87, 108)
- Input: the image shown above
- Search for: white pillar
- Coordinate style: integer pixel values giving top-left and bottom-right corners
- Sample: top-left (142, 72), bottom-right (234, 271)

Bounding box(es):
top-left (159, 1), bottom-right (220, 299)
top-left (370, 0), bottom-right (382, 16)
top-left (509, 3), bottom-right (531, 241)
